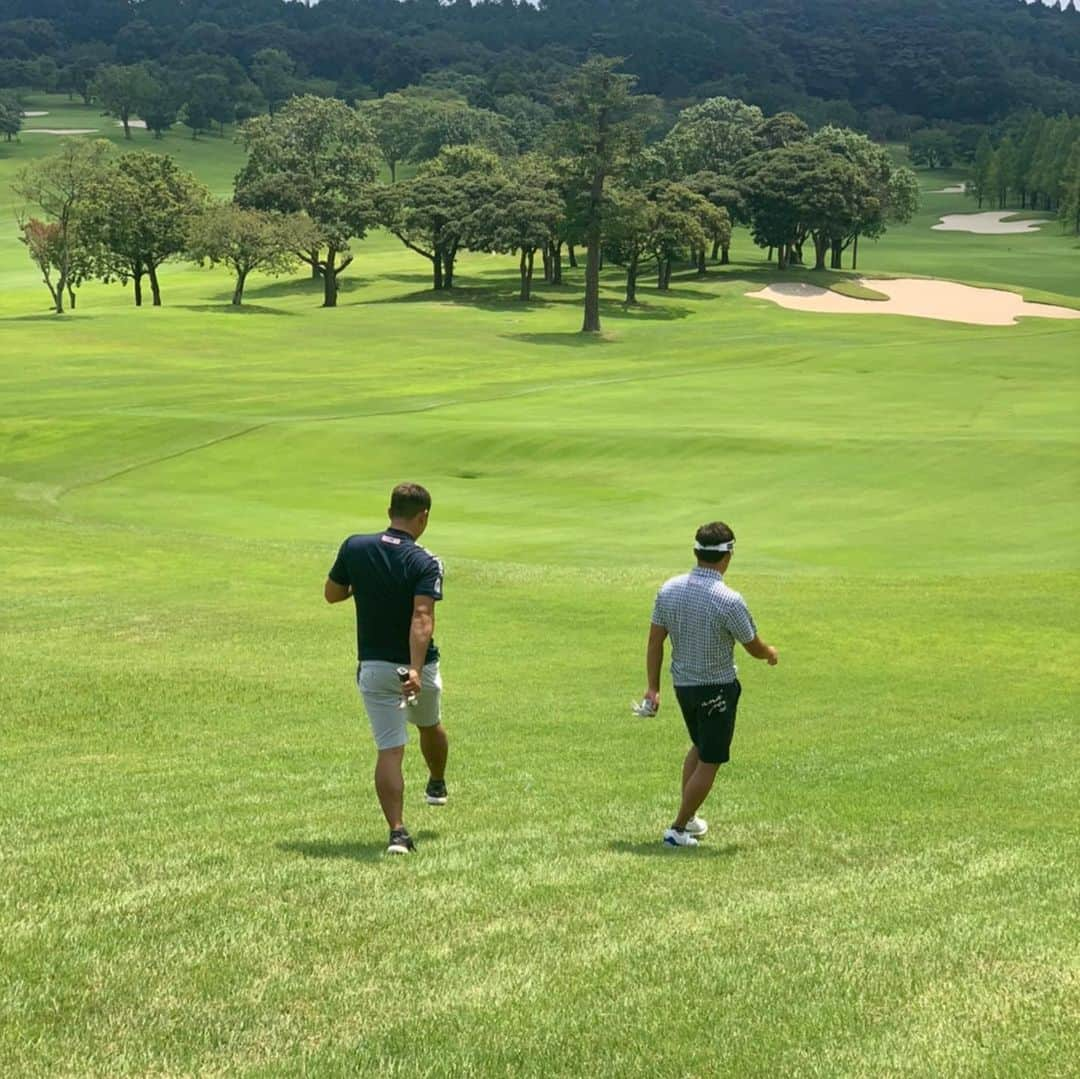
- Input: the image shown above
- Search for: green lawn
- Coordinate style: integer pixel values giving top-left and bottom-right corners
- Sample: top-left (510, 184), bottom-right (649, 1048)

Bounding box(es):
top-left (1, 101), bottom-right (1079, 1077)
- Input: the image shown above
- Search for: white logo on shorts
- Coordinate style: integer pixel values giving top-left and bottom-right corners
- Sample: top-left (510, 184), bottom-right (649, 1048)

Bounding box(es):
top-left (702, 693), bottom-right (728, 716)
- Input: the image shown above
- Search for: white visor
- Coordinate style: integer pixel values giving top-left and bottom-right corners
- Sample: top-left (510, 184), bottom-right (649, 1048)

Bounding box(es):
top-left (695, 540), bottom-right (735, 553)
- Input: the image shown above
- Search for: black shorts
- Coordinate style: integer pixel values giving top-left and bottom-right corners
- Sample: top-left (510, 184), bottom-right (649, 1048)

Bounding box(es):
top-left (674, 680), bottom-right (742, 765)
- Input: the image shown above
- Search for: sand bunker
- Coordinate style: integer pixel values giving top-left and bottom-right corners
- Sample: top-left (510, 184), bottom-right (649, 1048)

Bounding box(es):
top-left (23, 128), bottom-right (99, 135)
top-left (116, 119), bottom-right (148, 129)
top-left (22, 110), bottom-right (48, 117)
top-left (933, 211), bottom-right (1049, 234)
top-left (931, 184), bottom-right (966, 194)
top-left (748, 278), bottom-right (1080, 326)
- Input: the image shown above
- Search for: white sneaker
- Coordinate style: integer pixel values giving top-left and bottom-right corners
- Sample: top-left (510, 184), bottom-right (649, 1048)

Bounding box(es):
top-left (663, 827), bottom-right (699, 848)
top-left (684, 816), bottom-right (708, 838)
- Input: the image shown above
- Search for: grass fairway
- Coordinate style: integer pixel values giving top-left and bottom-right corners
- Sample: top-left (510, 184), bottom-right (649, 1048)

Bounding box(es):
top-left (2, 104), bottom-right (1079, 1076)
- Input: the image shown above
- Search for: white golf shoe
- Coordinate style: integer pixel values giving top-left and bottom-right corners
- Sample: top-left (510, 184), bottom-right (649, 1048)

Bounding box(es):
top-left (662, 827), bottom-right (699, 848)
top-left (684, 816), bottom-right (708, 838)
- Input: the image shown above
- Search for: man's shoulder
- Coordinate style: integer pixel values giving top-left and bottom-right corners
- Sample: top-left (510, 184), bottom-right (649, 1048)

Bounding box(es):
top-left (658, 572), bottom-right (692, 594)
top-left (713, 582), bottom-right (747, 607)
top-left (405, 541), bottom-right (441, 570)
top-left (340, 531), bottom-right (383, 551)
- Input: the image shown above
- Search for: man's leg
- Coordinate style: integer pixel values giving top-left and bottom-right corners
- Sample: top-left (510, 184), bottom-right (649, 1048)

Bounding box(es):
top-left (419, 722), bottom-right (448, 780)
top-left (674, 760), bottom-right (720, 829)
top-left (374, 745), bottom-right (406, 829)
top-left (682, 744), bottom-right (700, 794)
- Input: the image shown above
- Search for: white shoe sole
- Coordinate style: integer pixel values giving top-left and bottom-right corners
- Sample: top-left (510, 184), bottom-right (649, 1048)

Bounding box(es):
top-left (387, 844), bottom-right (413, 855)
top-left (425, 795), bottom-right (447, 806)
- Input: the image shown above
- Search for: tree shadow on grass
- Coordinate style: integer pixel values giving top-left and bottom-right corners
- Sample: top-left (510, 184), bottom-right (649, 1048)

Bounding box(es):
top-left (177, 303), bottom-right (297, 316)
top-left (213, 274), bottom-right (370, 304)
top-left (5, 312), bottom-right (97, 322)
top-left (362, 283), bottom-right (556, 312)
top-left (502, 331), bottom-right (618, 347)
top-left (608, 839), bottom-right (743, 859)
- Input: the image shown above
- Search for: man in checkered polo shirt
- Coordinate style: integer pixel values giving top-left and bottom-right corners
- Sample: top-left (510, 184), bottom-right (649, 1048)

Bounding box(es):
top-left (643, 521), bottom-right (779, 848)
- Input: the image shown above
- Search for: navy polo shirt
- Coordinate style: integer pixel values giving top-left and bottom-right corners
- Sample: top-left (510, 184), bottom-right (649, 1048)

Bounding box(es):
top-left (328, 528), bottom-right (443, 665)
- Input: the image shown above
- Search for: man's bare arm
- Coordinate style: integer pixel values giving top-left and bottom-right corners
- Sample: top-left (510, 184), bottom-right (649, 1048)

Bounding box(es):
top-left (403, 595), bottom-right (436, 697)
top-left (742, 634), bottom-right (779, 665)
top-left (645, 623), bottom-right (668, 708)
top-left (324, 578), bottom-right (351, 604)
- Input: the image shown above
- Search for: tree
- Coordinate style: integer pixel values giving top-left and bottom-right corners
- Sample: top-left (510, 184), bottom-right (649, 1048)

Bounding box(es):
top-left (0, 93), bottom-right (22, 141)
top-left (646, 182), bottom-right (713, 289)
top-left (1059, 140), bottom-right (1080, 236)
top-left (606, 182), bottom-right (716, 299)
top-left (684, 171), bottom-right (741, 264)
top-left (135, 66), bottom-right (177, 138)
top-left (187, 205), bottom-right (317, 305)
top-left (12, 139), bottom-right (112, 314)
top-left (662, 96), bottom-right (764, 176)
top-left (605, 185), bottom-right (654, 304)
top-left (361, 92), bottom-right (420, 183)
top-left (18, 218), bottom-right (97, 312)
top-left (84, 153), bottom-right (212, 306)
top-left (182, 74), bottom-right (232, 138)
top-left (971, 133), bottom-right (994, 209)
top-left (812, 125), bottom-right (919, 269)
top-left (251, 49), bottom-right (295, 117)
top-left (755, 112), bottom-right (809, 150)
top-left (552, 56), bottom-right (659, 333)
top-left (235, 95), bottom-right (380, 308)
top-left (467, 171), bottom-right (564, 301)
top-left (419, 146), bottom-right (507, 289)
top-left (909, 128), bottom-right (956, 168)
top-left (90, 63), bottom-right (151, 139)
top-left (65, 44), bottom-right (110, 107)
top-left (408, 96), bottom-right (516, 164)
top-left (374, 172), bottom-right (471, 290)
top-left (739, 142), bottom-right (867, 270)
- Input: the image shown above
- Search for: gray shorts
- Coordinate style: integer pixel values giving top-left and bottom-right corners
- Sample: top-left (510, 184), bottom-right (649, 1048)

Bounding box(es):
top-left (357, 661), bottom-right (442, 750)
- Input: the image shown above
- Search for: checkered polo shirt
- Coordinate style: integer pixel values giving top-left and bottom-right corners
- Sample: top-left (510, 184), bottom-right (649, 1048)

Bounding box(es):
top-left (651, 567), bottom-right (757, 687)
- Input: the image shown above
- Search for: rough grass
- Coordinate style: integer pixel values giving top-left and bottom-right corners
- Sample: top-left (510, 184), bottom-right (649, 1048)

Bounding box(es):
top-left (1, 101), bottom-right (1079, 1078)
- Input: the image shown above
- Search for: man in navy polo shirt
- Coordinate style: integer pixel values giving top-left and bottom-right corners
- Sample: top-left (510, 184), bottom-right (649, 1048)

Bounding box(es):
top-left (325, 483), bottom-right (447, 855)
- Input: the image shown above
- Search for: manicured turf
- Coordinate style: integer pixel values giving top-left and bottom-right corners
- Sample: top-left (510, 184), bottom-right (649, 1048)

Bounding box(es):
top-left (2, 96), bottom-right (1079, 1076)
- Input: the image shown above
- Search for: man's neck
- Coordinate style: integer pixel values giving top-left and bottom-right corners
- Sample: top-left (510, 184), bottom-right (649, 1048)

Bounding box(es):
top-left (694, 562), bottom-right (724, 576)
top-left (388, 519), bottom-right (420, 539)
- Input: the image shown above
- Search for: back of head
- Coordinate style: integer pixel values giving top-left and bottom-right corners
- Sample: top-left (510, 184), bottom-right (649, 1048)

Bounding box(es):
top-left (390, 482), bottom-right (432, 520)
top-left (694, 521), bottom-right (735, 564)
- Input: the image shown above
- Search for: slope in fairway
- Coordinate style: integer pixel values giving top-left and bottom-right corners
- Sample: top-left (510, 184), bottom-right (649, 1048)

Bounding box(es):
top-left (1, 116), bottom-right (1079, 1076)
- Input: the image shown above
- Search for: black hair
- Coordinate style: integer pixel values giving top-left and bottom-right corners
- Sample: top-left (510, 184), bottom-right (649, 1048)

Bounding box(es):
top-left (694, 520), bottom-right (734, 564)
top-left (390, 483), bottom-right (432, 518)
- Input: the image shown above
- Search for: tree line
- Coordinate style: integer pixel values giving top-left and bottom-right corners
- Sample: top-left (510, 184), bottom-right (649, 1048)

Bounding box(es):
top-left (909, 109), bottom-right (1080, 233)
top-left (968, 114), bottom-right (1080, 231)
top-left (13, 59), bottom-right (919, 333)
top-left (0, 0), bottom-right (1078, 142)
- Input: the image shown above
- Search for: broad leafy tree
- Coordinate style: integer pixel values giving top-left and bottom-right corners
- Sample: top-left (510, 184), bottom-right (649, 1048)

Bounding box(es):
top-left (467, 168), bottom-right (564, 301)
top-left (909, 128), bottom-right (956, 168)
top-left (188, 205), bottom-right (317, 305)
top-left (251, 49), bottom-right (295, 117)
top-left (0, 93), bottom-right (23, 141)
top-left (361, 92), bottom-right (421, 182)
top-left (235, 95), bottom-right (380, 308)
top-left (662, 96), bottom-right (764, 176)
top-left (12, 138), bottom-right (112, 313)
top-left (84, 153), bottom-right (212, 306)
top-left (90, 63), bottom-right (151, 139)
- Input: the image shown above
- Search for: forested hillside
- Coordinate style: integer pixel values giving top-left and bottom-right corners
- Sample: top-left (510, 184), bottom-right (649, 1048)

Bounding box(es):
top-left (1, 0), bottom-right (1078, 135)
